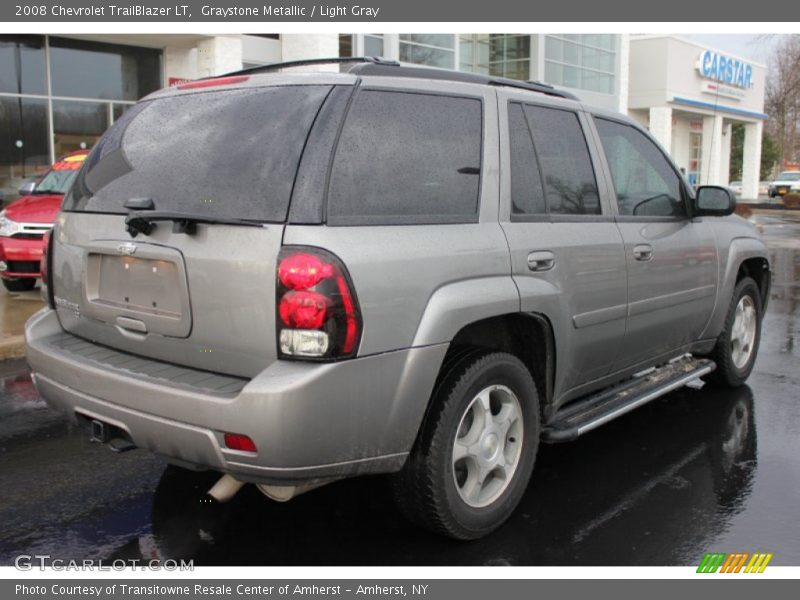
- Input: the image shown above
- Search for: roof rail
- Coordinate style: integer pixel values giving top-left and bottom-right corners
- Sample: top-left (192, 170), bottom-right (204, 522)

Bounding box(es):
top-left (217, 56), bottom-right (399, 78)
top-left (217, 56), bottom-right (579, 101)
top-left (347, 62), bottom-right (579, 100)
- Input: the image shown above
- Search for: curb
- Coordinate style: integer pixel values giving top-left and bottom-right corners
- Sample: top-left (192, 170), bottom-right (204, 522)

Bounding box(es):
top-left (0, 335), bottom-right (26, 360)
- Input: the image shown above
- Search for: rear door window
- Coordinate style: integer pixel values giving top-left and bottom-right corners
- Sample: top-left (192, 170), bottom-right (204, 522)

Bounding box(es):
top-left (521, 104), bottom-right (600, 216)
top-left (64, 85), bottom-right (333, 222)
top-left (327, 90), bottom-right (483, 225)
top-left (508, 103), bottom-right (547, 216)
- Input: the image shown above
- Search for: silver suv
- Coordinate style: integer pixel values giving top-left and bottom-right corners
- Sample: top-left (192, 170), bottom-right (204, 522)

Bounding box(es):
top-left (25, 58), bottom-right (770, 540)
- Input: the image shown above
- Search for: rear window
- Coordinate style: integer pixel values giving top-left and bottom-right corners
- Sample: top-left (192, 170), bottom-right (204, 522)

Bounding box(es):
top-left (327, 90), bottom-right (483, 225)
top-left (64, 86), bottom-right (333, 222)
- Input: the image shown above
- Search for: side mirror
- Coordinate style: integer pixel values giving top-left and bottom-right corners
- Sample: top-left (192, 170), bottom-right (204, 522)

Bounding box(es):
top-left (18, 180), bottom-right (36, 196)
top-left (694, 185), bottom-right (736, 217)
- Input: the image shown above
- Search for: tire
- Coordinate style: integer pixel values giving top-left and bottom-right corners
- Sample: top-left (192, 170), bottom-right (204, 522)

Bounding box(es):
top-left (2, 277), bottom-right (36, 292)
top-left (392, 351), bottom-right (540, 540)
top-left (707, 277), bottom-right (763, 387)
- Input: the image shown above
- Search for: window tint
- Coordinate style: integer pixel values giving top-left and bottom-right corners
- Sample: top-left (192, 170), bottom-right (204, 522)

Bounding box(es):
top-left (508, 103), bottom-right (546, 215)
top-left (64, 86), bottom-right (332, 222)
top-left (328, 90), bottom-right (482, 224)
top-left (523, 105), bottom-right (600, 215)
top-left (594, 117), bottom-right (686, 218)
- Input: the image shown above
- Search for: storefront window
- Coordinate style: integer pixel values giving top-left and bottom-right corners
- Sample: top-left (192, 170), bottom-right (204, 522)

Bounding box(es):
top-left (0, 96), bottom-right (49, 204)
top-left (399, 34), bottom-right (455, 68)
top-left (339, 34), bottom-right (353, 57)
top-left (364, 34), bottom-right (384, 57)
top-left (460, 35), bottom-right (530, 80)
top-left (112, 103), bottom-right (134, 123)
top-left (544, 34), bottom-right (616, 94)
top-left (52, 100), bottom-right (109, 157)
top-left (0, 35), bottom-right (47, 96)
top-left (49, 37), bottom-right (161, 101)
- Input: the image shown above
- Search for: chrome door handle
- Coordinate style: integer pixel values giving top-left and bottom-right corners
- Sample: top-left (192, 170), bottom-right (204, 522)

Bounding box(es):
top-left (527, 251), bottom-right (555, 272)
top-left (633, 244), bottom-right (653, 261)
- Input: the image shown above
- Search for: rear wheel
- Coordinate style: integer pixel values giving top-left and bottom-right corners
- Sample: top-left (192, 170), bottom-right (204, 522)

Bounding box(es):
top-left (392, 351), bottom-right (539, 540)
top-left (707, 277), bottom-right (762, 387)
top-left (2, 278), bottom-right (36, 292)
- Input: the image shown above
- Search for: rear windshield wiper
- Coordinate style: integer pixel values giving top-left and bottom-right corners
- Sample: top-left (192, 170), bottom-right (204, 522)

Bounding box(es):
top-left (125, 210), bottom-right (265, 237)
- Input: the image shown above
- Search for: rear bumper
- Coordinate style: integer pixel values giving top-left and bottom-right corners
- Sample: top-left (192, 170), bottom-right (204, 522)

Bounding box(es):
top-left (0, 235), bottom-right (44, 278)
top-left (26, 308), bottom-right (447, 484)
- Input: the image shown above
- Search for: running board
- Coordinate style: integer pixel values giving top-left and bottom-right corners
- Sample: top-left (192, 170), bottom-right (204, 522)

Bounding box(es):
top-left (542, 356), bottom-right (715, 443)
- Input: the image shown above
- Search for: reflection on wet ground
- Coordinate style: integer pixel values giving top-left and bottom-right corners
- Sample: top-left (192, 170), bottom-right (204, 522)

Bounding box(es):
top-left (0, 216), bottom-right (798, 566)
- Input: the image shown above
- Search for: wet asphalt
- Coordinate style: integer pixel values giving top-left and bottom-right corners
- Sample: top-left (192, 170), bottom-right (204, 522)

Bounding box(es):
top-left (0, 214), bottom-right (798, 567)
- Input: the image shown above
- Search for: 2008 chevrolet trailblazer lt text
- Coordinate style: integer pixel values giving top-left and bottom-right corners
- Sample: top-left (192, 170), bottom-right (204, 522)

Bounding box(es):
top-left (26, 58), bottom-right (770, 540)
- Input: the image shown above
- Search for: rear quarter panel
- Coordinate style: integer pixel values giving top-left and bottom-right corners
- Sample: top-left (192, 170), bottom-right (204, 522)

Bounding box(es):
top-left (284, 78), bottom-right (517, 357)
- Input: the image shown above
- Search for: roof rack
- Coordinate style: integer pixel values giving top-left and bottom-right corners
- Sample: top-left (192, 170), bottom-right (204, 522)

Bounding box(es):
top-left (348, 62), bottom-right (579, 100)
top-left (218, 56), bottom-right (400, 78)
top-left (218, 56), bottom-right (579, 101)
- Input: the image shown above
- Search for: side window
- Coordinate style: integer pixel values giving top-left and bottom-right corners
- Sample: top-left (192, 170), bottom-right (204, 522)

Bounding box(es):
top-left (594, 117), bottom-right (686, 218)
top-left (523, 105), bottom-right (600, 215)
top-left (327, 90), bottom-right (482, 225)
top-left (508, 103), bottom-right (546, 216)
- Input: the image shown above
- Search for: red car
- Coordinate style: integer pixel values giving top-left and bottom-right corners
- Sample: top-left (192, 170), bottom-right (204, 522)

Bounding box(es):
top-left (0, 150), bottom-right (88, 292)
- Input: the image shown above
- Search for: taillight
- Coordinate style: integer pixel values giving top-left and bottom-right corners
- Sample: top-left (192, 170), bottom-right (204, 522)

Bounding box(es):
top-left (276, 247), bottom-right (362, 360)
top-left (42, 228), bottom-right (55, 309)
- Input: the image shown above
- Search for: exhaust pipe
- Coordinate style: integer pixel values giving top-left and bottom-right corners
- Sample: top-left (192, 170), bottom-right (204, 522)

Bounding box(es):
top-left (257, 481), bottom-right (328, 502)
top-left (207, 475), bottom-right (331, 503)
top-left (207, 474), bottom-right (245, 503)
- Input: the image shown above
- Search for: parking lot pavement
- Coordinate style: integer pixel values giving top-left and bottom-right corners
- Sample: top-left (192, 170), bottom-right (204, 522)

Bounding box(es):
top-left (0, 286), bottom-right (44, 359)
top-left (0, 216), bottom-right (798, 566)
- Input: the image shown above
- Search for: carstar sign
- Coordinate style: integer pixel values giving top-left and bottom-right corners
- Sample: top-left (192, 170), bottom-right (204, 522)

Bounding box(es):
top-left (697, 50), bottom-right (753, 89)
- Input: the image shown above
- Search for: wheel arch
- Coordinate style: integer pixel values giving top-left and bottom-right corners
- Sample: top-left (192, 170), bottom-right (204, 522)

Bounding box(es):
top-left (702, 237), bottom-right (771, 340)
top-left (736, 256), bottom-right (771, 310)
top-left (412, 312), bottom-right (557, 445)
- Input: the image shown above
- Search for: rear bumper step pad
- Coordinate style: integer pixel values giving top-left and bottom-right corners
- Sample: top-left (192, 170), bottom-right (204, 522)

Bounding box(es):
top-left (542, 356), bottom-right (715, 443)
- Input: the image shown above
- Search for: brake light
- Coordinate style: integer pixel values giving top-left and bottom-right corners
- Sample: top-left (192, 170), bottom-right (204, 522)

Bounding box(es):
top-left (279, 291), bottom-right (328, 329)
top-left (279, 253), bottom-right (334, 290)
top-left (276, 247), bottom-right (362, 360)
top-left (177, 75), bottom-right (250, 90)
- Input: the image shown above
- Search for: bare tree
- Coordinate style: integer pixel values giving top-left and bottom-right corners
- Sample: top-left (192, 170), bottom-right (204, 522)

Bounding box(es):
top-left (765, 35), bottom-right (800, 172)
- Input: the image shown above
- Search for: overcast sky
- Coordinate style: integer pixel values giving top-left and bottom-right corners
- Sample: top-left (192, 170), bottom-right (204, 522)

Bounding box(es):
top-left (680, 34), bottom-right (781, 64)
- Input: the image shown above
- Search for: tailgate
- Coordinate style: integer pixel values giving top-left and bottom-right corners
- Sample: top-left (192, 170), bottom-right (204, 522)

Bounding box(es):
top-left (52, 212), bottom-right (283, 378)
top-left (47, 83), bottom-right (339, 378)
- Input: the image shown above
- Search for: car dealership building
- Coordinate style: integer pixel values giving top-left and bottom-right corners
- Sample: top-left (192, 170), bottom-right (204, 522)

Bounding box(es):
top-left (628, 36), bottom-right (767, 199)
top-left (0, 33), bottom-right (766, 203)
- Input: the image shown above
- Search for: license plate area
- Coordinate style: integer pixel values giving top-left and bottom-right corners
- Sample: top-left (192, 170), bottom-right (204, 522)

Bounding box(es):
top-left (94, 255), bottom-right (181, 316)
top-left (83, 241), bottom-right (192, 338)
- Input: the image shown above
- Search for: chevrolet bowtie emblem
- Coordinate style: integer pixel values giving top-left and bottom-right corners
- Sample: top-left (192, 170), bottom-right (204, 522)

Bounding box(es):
top-left (117, 242), bottom-right (138, 255)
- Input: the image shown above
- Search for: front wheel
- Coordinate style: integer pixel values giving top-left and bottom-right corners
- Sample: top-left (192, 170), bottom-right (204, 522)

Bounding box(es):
top-left (707, 277), bottom-right (763, 387)
top-left (392, 351), bottom-right (539, 540)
